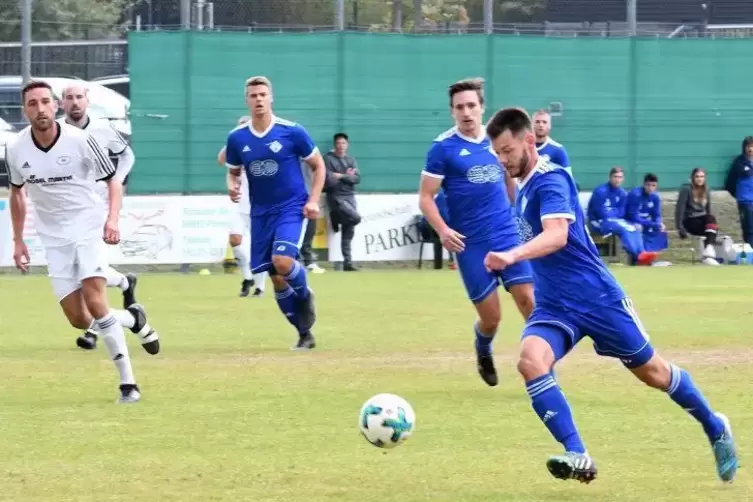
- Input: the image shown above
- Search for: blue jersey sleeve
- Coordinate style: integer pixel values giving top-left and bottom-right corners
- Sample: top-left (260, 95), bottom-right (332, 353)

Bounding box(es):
top-left (537, 172), bottom-right (576, 222)
top-left (225, 133), bottom-right (242, 169)
top-left (291, 124), bottom-right (318, 160)
top-left (423, 142), bottom-right (446, 178)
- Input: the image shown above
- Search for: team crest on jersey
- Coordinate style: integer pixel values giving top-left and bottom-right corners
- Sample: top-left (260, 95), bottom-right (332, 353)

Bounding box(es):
top-left (56, 155), bottom-right (71, 165)
top-left (647, 202), bottom-right (654, 208)
top-left (268, 141), bottom-right (282, 153)
top-left (466, 164), bottom-right (501, 184)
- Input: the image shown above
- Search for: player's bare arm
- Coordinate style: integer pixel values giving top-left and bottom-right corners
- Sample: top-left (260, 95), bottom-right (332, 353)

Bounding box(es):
top-left (303, 150), bottom-right (326, 219)
top-left (217, 146), bottom-right (227, 167)
top-left (9, 184), bottom-right (29, 272)
top-left (485, 218), bottom-right (569, 271)
top-left (104, 177), bottom-right (123, 244)
top-left (418, 174), bottom-right (465, 252)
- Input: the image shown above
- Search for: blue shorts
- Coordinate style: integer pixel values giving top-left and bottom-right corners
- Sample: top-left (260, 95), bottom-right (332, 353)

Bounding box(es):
top-left (522, 298), bottom-right (655, 368)
top-left (250, 211), bottom-right (309, 275)
top-left (456, 237), bottom-right (533, 304)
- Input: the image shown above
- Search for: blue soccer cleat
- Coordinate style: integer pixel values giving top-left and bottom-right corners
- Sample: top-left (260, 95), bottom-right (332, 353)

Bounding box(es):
top-left (546, 451), bottom-right (598, 484)
top-left (712, 412), bottom-right (738, 483)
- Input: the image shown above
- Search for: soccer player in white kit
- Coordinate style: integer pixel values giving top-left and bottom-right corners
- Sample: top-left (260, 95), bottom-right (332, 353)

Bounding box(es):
top-left (59, 83), bottom-right (139, 350)
top-left (217, 115), bottom-right (268, 297)
top-left (6, 80), bottom-right (159, 403)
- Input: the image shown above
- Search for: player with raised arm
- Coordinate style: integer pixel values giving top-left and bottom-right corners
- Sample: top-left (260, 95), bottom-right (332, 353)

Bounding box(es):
top-left (217, 115), bottom-right (268, 298)
top-left (225, 76), bottom-right (325, 350)
top-left (419, 79), bottom-right (535, 387)
top-left (7, 81), bottom-right (160, 403)
top-left (484, 107), bottom-right (737, 484)
top-left (59, 83), bottom-right (139, 350)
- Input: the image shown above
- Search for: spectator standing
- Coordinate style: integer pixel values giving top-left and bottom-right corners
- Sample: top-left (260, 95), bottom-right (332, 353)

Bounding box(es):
top-left (325, 133), bottom-right (361, 272)
top-left (676, 167), bottom-right (720, 266)
top-left (724, 136), bottom-right (753, 248)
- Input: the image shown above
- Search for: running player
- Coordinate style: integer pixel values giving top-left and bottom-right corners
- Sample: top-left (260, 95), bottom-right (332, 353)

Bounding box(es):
top-left (419, 78), bottom-right (535, 387)
top-left (484, 107), bottom-right (737, 484)
top-left (7, 80), bottom-right (160, 403)
top-left (217, 115), bottom-right (268, 298)
top-left (59, 83), bottom-right (139, 350)
top-left (225, 76), bottom-right (325, 350)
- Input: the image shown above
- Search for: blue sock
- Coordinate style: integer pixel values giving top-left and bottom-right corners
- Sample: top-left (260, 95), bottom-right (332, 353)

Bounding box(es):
top-left (666, 364), bottom-right (725, 442)
top-left (526, 374), bottom-right (586, 454)
top-left (275, 286), bottom-right (300, 331)
top-left (474, 322), bottom-right (495, 357)
top-left (284, 261), bottom-right (310, 300)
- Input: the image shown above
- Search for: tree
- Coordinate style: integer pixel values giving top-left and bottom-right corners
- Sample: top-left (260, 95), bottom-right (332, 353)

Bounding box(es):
top-left (0, 0), bottom-right (127, 42)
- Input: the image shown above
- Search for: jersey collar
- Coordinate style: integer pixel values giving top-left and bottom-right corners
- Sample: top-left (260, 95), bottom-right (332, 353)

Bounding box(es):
top-left (518, 155), bottom-right (547, 190)
top-left (248, 115), bottom-right (276, 138)
top-left (31, 121), bottom-right (62, 153)
top-left (535, 137), bottom-right (550, 151)
top-left (454, 126), bottom-right (486, 144)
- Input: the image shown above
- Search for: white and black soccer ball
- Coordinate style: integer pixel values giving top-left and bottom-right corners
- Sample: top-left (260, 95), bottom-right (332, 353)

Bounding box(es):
top-left (359, 393), bottom-right (416, 449)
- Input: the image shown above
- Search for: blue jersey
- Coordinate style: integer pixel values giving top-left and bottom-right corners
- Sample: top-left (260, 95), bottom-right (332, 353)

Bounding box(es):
top-left (536, 138), bottom-right (571, 175)
top-left (625, 187), bottom-right (662, 231)
top-left (423, 127), bottom-right (518, 244)
top-left (516, 159), bottom-right (625, 311)
top-left (587, 182), bottom-right (627, 222)
top-left (225, 116), bottom-right (317, 216)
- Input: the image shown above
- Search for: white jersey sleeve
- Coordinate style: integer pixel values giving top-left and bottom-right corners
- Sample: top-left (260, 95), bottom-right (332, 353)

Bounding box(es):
top-left (83, 133), bottom-right (117, 181)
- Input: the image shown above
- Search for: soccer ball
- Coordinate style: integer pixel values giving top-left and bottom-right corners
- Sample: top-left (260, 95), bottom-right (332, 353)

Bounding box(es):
top-left (359, 393), bottom-right (416, 449)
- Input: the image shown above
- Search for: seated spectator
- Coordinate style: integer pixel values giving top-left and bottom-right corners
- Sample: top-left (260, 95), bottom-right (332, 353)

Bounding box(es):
top-left (724, 136), bottom-right (753, 248)
top-left (675, 167), bottom-right (719, 266)
top-left (626, 173), bottom-right (668, 256)
top-left (418, 189), bottom-right (455, 269)
top-left (587, 166), bottom-right (657, 265)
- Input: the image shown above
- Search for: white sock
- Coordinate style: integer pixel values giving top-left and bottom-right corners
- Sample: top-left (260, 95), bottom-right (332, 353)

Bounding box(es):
top-left (105, 266), bottom-right (129, 291)
top-left (233, 244), bottom-right (253, 280)
top-left (253, 271), bottom-right (268, 292)
top-left (96, 314), bottom-right (135, 385)
top-left (112, 308), bottom-right (136, 329)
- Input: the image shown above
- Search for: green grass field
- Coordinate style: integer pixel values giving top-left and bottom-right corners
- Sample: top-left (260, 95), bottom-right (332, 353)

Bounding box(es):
top-left (0, 266), bottom-right (751, 501)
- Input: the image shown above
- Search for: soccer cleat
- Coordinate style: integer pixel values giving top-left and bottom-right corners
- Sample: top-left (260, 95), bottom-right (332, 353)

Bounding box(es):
top-left (306, 263), bottom-right (326, 274)
top-left (117, 384), bottom-right (141, 404)
top-left (297, 288), bottom-right (317, 333)
top-left (712, 412), bottom-right (738, 483)
top-left (122, 273), bottom-right (138, 309)
top-left (127, 304), bottom-right (160, 355)
top-left (76, 330), bottom-right (98, 350)
top-left (239, 278), bottom-right (255, 297)
top-left (476, 353), bottom-right (498, 387)
top-left (546, 452), bottom-right (598, 484)
top-left (292, 331), bottom-right (316, 351)
top-left (251, 287), bottom-right (264, 298)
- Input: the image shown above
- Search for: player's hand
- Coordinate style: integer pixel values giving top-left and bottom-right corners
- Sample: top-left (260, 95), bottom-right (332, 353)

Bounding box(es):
top-left (104, 218), bottom-right (120, 245)
top-left (439, 228), bottom-right (465, 253)
top-left (634, 223), bottom-right (642, 232)
top-left (303, 201), bottom-right (320, 219)
top-left (484, 251), bottom-right (515, 272)
top-left (659, 222), bottom-right (666, 232)
top-left (13, 240), bottom-right (30, 273)
top-left (346, 168), bottom-right (356, 175)
top-left (228, 184), bottom-right (241, 203)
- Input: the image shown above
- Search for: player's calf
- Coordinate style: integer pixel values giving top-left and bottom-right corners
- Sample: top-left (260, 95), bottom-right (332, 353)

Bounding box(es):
top-left (473, 294), bottom-right (501, 386)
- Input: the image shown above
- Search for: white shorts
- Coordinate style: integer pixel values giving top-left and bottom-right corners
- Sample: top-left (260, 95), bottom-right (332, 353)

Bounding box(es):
top-left (229, 210), bottom-right (250, 237)
top-left (46, 237), bottom-right (109, 302)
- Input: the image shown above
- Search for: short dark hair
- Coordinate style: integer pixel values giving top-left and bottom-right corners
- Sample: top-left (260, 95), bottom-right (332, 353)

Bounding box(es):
top-left (448, 78), bottom-right (485, 107)
top-left (333, 132), bottom-right (348, 142)
top-left (21, 80), bottom-right (53, 103)
top-left (609, 166), bottom-right (624, 177)
top-left (485, 107), bottom-right (531, 140)
top-left (643, 173), bottom-right (658, 183)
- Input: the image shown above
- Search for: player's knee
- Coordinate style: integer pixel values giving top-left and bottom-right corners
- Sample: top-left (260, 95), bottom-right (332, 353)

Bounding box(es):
top-left (271, 255), bottom-right (294, 275)
top-left (80, 280), bottom-right (108, 319)
top-left (517, 338), bottom-right (555, 381)
top-left (228, 234), bottom-right (242, 247)
top-left (630, 354), bottom-right (671, 390)
top-left (270, 274), bottom-right (287, 289)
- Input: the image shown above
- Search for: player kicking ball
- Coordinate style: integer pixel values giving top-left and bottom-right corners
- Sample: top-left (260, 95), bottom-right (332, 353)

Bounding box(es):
top-left (483, 107), bottom-right (737, 483)
top-left (419, 79), bottom-right (535, 387)
top-left (225, 76), bottom-right (325, 350)
top-left (58, 83), bottom-right (139, 349)
top-left (7, 81), bottom-right (159, 403)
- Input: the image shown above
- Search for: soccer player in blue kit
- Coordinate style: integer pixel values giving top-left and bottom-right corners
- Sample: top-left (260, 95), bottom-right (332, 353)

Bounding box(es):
top-left (225, 76), bottom-right (326, 350)
top-left (483, 107), bottom-right (738, 484)
top-left (419, 79), bottom-right (535, 387)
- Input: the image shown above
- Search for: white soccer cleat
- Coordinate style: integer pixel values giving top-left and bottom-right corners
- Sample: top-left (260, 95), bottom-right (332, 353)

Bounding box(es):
top-left (306, 263), bottom-right (326, 274)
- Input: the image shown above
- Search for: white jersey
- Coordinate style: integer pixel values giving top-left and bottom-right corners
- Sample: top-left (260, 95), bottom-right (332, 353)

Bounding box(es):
top-left (58, 116), bottom-right (131, 200)
top-left (6, 123), bottom-right (116, 248)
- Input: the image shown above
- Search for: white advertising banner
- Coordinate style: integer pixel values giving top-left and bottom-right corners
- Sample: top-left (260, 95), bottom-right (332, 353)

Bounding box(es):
top-left (326, 193), bottom-right (449, 262)
top-left (0, 195), bottom-right (231, 267)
